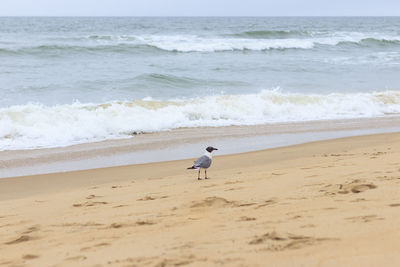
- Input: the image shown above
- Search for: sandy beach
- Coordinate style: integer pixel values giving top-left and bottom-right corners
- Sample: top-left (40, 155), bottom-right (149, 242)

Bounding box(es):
top-left (1, 132), bottom-right (400, 266)
top-left (2, 14), bottom-right (400, 267)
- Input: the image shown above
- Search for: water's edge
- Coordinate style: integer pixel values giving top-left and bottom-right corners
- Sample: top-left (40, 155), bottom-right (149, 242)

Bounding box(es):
top-left (1, 117), bottom-right (399, 179)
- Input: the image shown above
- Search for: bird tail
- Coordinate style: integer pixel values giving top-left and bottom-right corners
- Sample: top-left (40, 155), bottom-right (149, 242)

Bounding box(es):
top-left (187, 166), bottom-right (197, 169)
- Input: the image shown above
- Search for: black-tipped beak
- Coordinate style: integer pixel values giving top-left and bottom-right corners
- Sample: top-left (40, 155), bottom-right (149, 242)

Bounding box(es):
top-left (213, 147), bottom-right (218, 151)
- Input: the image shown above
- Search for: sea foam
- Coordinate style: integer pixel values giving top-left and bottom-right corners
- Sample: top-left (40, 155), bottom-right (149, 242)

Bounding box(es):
top-left (140, 34), bottom-right (400, 52)
top-left (1, 89), bottom-right (400, 151)
top-left (2, 33), bottom-right (400, 55)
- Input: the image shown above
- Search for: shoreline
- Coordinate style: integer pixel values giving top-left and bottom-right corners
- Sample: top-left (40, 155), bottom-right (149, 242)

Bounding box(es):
top-left (0, 130), bottom-right (398, 200)
top-left (1, 132), bottom-right (400, 266)
top-left (1, 116), bottom-right (400, 178)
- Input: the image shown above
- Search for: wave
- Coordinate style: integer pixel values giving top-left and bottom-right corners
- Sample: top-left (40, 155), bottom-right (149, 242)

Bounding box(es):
top-left (336, 37), bottom-right (400, 47)
top-left (1, 33), bottom-right (400, 55)
top-left (1, 89), bottom-right (400, 151)
top-left (0, 43), bottom-right (163, 56)
top-left (143, 35), bottom-right (400, 52)
top-left (87, 35), bottom-right (137, 41)
top-left (134, 73), bottom-right (248, 88)
top-left (135, 73), bottom-right (204, 87)
top-left (225, 30), bottom-right (310, 39)
top-left (359, 37), bottom-right (400, 45)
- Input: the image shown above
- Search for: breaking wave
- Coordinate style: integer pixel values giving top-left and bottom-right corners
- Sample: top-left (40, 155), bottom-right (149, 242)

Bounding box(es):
top-left (1, 89), bottom-right (400, 150)
top-left (1, 33), bottom-right (399, 55)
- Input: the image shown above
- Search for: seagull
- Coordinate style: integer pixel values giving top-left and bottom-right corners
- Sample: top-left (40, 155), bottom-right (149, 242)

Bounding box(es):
top-left (187, 146), bottom-right (218, 180)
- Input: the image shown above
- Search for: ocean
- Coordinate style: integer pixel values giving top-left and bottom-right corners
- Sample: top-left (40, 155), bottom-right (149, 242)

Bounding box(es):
top-left (1, 17), bottom-right (400, 151)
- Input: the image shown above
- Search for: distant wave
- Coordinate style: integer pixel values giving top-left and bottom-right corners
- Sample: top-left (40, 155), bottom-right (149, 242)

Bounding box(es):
top-left (225, 30), bottom-right (309, 39)
top-left (359, 37), bottom-right (400, 45)
top-left (0, 43), bottom-right (163, 55)
top-left (141, 35), bottom-right (400, 52)
top-left (336, 38), bottom-right (400, 47)
top-left (134, 73), bottom-right (248, 88)
top-left (1, 89), bottom-right (400, 150)
top-left (87, 35), bottom-right (137, 41)
top-left (1, 34), bottom-right (399, 55)
top-left (135, 73), bottom-right (203, 87)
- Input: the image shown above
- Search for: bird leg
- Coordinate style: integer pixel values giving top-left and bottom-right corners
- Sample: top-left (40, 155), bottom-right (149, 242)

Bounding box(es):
top-left (205, 169), bottom-right (208, 179)
top-left (198, 169), bottom-right (201, 180)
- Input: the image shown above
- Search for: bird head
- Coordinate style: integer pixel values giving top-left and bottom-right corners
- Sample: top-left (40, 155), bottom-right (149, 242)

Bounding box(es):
top-left (206, 146), bottom-right (218, 153)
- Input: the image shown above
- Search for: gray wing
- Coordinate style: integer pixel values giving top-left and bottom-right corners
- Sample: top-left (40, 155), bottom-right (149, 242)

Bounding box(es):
top-left (193, 155), bottom-right (212, 169)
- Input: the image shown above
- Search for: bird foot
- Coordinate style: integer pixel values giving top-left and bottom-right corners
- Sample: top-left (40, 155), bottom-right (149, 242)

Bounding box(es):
top-left (205, 177), bottom-right (209, 179)
top-left (198, 178), bottom-right (202, 180)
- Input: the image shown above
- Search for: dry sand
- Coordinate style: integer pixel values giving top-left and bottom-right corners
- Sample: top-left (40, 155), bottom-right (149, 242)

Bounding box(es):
top-left (1, 132), bottom-right (400, 266)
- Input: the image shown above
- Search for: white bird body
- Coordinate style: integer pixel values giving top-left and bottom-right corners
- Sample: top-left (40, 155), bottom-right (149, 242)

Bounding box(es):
top-left (204, 151), bottom-right (212, 158)
top-left (187, 146), bottom-right (218, 180)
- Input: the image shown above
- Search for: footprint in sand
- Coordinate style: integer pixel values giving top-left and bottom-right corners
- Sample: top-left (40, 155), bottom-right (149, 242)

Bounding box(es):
top-left (371, 151), bottom-right (388, 156)
top-left (136, 220), bottom-right (156, 226)
top-left (255, 199), bottom-right (277, 209)
top-left (155, 255), bottom-right (200, 267)
top-left (190, 197), bottom-right (257, 210)
top-left (237, 202), bottom-right (257, 207)
top-left (52, 222), bottom-right (104, 228)
top-left (238, 216), bottom-right (256, 222)
top-left (305, 175), bottom-right (320, 178)
top-left (73, 201), bottom-right (108, 207)
top-left (201, 184), bottom-right (219, 188)
top-left (225, 187), bottom-right (245, 191)
top-left (190, 197), bottom-right (234, 208)
top-left (137, 195), bottom-right (168, 201)
top-left (116, 256), bottom-right (197, 267)
top-left (106, 220), bottom-right (156, 229)
top-left (109, 221), bottom-right (156, 228)
top-left (86, 194), bottom-right (103, 199)
top-left (249, 231), bottom-right (336, 251)
top-left (350, 184), bottom-right (377, 193)
top-left (112, 204), bottom-right (128, 208)
top-left (109, 223), bottom-right (124, 229)
top-left (5, 235), bottom-right (36, 245)
top-left (330, 153), bottom-right (355, 157)
top-left (22, 254), bottom-right (40, 260)
top-left (80, 242), bottom-right (110, 252)
top-left (345, 214), bottom-right (384, 223)
top-left (320, 180), bottom-right (377, 195)
top-left (22, 225), bottom-right (41, 234)
top-left (137, 196), bottom-right (156, 201)
top-left (224, 180), bottom-right (243, 185)
top-left (388, 203), bottom-right (400, 207)
top-left (65, 255), bottom-right (87, 261)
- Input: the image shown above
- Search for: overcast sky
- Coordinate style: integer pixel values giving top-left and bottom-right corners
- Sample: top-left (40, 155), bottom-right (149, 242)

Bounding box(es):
top-left (1, 0), bottom-right (400, 16)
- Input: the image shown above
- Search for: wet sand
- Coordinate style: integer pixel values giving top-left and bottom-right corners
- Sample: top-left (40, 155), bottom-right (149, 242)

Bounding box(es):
top-left (1, 116), bottom-right (400, 178)
top-left (1, 132), bottom-right (400, 266)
